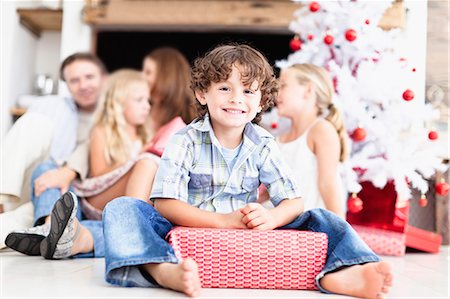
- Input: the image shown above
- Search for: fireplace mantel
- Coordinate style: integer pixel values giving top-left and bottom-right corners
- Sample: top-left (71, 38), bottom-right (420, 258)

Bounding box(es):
top-left (83, 0), bottom-right (404, 32)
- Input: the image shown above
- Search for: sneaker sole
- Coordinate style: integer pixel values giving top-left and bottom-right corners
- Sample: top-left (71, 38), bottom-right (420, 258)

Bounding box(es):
top-left (40, 192), bottom-right (75, 259)
top-left (5, 233), bottom-right (45, 256)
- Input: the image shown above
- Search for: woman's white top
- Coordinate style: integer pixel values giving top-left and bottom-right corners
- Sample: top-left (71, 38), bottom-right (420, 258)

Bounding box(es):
top-left (277, 119), bottom-right (345, 212)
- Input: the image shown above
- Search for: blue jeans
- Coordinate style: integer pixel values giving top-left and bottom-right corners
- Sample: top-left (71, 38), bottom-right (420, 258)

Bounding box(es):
top-left (31, 161), bottom-right (105, 258)
top-left (103, 197), bottom-right (380, 292)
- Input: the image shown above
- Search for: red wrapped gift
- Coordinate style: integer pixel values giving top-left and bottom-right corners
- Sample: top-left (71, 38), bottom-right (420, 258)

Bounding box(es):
top-left (167, 227), bottom-right (328, 289)
top-left (405, 225), bottom-right (442, 253)
top-left (352, 224), bottom-right (406, 256)
top-left (347, 181), bottom-right (409, 233)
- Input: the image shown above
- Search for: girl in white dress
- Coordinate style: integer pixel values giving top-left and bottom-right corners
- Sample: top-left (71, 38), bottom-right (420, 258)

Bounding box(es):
top-left (276, 64), bottom-right (348, 218)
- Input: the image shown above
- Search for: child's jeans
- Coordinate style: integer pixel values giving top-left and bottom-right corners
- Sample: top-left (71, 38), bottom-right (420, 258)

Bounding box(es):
top-left (103, 197), bottom-right (380, 292)
top-left (31, 160), bottom-right (104, 258)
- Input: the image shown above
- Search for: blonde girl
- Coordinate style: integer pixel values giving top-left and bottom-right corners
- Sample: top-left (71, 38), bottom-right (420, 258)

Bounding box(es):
top-left (276, 63), bottom-right (348, 218)
top-left (74, 69), bottom-right (158, 213)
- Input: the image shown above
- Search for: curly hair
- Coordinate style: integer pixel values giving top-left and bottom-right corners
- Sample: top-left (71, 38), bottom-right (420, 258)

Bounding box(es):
top-left (191, 44), bottom-right (278, 123)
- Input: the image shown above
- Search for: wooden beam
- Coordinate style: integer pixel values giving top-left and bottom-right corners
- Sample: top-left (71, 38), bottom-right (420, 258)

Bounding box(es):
top-left (17, 9), bottom-right (62, 37)
top-left (83, 0), bottom-right (300, 32)
top-left (83, 0), bottom-right (404, 32)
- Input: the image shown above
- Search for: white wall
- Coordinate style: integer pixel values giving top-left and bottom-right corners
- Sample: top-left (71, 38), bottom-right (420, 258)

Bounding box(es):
top-left (60, 1), bottom-right (91, 59)
top-left (402, 0), bottom-right (428, 106)
top-left (35, 31), bottom-right (62, 89)
top-left (0, 0), bottom-right (90, 136)
top-left (58, 0), bottom-right (92, 97)
top-left (1, 1), bottom-right (39, 137)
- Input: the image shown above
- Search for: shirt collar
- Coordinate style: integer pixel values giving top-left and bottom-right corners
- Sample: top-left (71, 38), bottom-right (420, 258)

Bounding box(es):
top-left (191, 114), bottom-right (212, 132)
top-left (65, 96), bottom-right (78, 112)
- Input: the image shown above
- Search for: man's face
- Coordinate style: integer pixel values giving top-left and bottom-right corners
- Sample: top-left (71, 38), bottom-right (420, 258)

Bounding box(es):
top-left (63, 60), bottom-right (104, 112)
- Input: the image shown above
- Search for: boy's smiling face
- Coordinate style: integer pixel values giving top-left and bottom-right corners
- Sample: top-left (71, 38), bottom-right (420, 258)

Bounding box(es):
top-left (195, 64), bottom-right (263, 136)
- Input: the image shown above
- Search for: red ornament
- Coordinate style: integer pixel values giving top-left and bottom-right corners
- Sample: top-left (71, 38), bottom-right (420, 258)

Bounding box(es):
top-left (271, 122), bottom-right (278, 129)
top-left (348, 193), bottom-right (363, 213)
top-left (324, 35), bottom-right (334, 45)
top-left (307, 33), bottom-right (314, 41)
top-left (402, 89), bottom-right (415, 101)
top-left (365, 19), bottom-right (370, 25)
top-left (419, 194), bottom-right (428, 207)
top-left (428, 130), bottom-right (438, 140)
top-left (351, 127), bottom-right (367, 142)
top-left (345, 29), bottom-right (357, 42)
top-left (412, 68), bottom-right (416, 72)
top-left (436, 179), bottom-right (450, 196)
top-left (309, 1), bottom-right (320, 12)
top-left (289, 36), bottom-right (302, 52)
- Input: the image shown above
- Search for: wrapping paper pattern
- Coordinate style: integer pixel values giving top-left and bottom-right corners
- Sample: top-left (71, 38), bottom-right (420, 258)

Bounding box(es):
top-left (352, 224), bottom-right (406, 256)
top-left (168, 227), bottom-right (328, 289)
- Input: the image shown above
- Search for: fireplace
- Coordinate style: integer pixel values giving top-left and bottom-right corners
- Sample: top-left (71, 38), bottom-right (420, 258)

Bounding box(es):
top-left (95, 30), bottom-right (292, 74)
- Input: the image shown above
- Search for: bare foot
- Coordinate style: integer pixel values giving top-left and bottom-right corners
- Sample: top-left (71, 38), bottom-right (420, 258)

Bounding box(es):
top-left (320, 261), bottom-right (392, 299)
top-left (144, 258), bottom-right (201, 297)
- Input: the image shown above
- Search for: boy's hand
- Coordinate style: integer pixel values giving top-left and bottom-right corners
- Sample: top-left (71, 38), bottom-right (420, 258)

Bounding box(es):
top-left (221, 210), bottom-right (247, 229)
top-left (241, 203), bottom-right (277, 230)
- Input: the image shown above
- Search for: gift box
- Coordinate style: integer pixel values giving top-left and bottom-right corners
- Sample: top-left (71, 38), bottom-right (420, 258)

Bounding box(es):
top-left (408, 169), bottom-right (449, 245)
top-left (167, 227), bottom-right (328, 289)
top-left (347, 181), bottom-right (409, 233)
top-left (352, 224), bottom-right (406, 256)
top-left (405, 225), bottom-right (442, 253)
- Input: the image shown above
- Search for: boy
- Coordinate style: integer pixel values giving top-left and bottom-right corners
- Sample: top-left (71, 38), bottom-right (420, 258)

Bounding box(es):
top-left (102, 44), bottom-right (392, 298)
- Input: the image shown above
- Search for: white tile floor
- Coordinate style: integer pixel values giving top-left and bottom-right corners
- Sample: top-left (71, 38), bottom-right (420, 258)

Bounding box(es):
top-left (0, 247), bottom-right (449, 298)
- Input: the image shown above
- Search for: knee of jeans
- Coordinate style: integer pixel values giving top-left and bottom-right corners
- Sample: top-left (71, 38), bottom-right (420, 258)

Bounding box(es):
top-left (32, 161), bottom-right (58, 180)
top-left (314, 208), bottom-right (349, 229)
top-left (312, 208), bottom-right (341, 221)
top-left (103, 197), bottom-right (141, 218)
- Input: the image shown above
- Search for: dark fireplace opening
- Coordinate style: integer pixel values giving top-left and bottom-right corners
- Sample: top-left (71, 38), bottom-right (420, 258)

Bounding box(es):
top-left (96, 31), bottom-right (293, 74)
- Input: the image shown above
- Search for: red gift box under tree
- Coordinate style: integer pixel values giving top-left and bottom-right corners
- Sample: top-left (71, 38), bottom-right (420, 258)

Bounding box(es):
top-left (347, 181), bottom-right (443, 254)
top-left (347, 181), bottom-right (409, 233)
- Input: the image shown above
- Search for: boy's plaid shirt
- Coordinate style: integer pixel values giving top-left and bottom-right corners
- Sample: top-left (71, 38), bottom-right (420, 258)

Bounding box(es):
top-left (150, 114), bottom-right (301, 213)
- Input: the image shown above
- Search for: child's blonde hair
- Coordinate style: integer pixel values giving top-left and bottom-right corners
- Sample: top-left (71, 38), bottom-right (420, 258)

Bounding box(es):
top-left (93, 69), bottom-right (149, 165)
top-left (288, 64), bottom-right (348, 161)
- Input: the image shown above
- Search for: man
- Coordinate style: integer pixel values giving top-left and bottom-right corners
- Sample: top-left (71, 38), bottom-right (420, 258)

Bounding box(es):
top-left (0, 53), bottom-right (107, 248)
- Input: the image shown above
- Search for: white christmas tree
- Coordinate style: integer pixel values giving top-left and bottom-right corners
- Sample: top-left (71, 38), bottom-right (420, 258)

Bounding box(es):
top-left (277, 0), bottom-right (447, 202)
